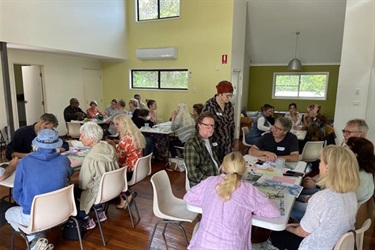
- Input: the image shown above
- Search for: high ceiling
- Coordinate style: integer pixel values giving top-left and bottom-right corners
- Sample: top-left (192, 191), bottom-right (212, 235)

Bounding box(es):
top-left (246, 0), bottom-right (347, 66)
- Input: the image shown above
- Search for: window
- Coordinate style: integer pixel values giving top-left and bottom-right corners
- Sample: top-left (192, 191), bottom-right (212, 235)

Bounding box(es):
top-left (131, 69), bottom-right (188, 90)
top-left (137, 0), bottom-right (180, 21)
top-left (272, 72), bottom-right (329, 100)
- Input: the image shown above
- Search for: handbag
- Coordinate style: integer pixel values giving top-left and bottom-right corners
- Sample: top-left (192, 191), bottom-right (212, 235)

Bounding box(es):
top-left (61, 218), bottom-right (85, 241)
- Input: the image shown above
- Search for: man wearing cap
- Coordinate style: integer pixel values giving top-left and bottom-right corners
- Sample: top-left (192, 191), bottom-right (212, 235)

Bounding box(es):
top-left (5, 129), bottom-right (74, 246)
top-left (63, 98), bottom-right (86, 122)
top-left (5, 113), bottom-right (69, 161)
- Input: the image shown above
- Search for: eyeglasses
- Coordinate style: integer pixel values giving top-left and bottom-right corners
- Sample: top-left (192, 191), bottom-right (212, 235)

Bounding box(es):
top-left (224, 94), bottom-right (233, 98)
top-left (273, 125), bottom-right (285, 132)
top-left (200, 122), bottom-right (215, 129)
top-left (342, 129), bottom-right (361, 135)
top-left (267, 191), bottom-right (284, 199)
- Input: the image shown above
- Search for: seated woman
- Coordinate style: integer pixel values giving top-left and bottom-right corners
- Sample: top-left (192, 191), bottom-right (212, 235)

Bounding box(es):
top-left (192, 103), bottom-right (204, 121)
top-left (248, 117), bottom-right (299, 162)
top-left (246, 104), bottom-right (273, 145)
top-left (285, 102), bottom-right (303, 127)
top-left (76, 122), bottom-right (119, 230)
top-left (147, 99), bottom-right (158, 124)
top-left (107, 114), bottom-right (146, 208)
top-left (86, 100), bottom-right (103, 119)
top-left (128, 98), bottom-right (140, 120)
top-left (271, 145), bottom-right (360, 250)
top-left (184, 152), bottom-right (280, 249)
top-left (303, 104), bottom-right (327, 141)
top-left (169, 103), bottom-right (196, 158)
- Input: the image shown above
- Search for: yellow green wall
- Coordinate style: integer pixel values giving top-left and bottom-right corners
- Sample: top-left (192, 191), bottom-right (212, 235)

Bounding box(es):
top-left (101, 0), bottom-right (235, 121)
top-left (247, 65), bottom-right (340, 119)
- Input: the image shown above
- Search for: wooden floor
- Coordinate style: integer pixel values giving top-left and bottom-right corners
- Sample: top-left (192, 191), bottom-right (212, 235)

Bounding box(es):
top-left (0, 141), bottom-right (374, 250)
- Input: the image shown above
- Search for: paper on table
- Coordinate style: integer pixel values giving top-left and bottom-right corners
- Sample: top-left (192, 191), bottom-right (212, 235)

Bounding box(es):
top-left (71, 140), bottom-right (84, 148)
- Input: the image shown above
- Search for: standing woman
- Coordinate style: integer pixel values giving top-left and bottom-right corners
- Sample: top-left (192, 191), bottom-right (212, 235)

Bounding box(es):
top-left (184, 152), bottom-right (280, 249)
top-left (203, 80), bottom-right (235, 161)
top-left (107, 114), bottom-right (146, 208)
top-left (271, 145), bottom-right (360, 250)
top-left (147, 99), bottom-right (158, 124)
top-left (246, 104), bottom-right (273, 145)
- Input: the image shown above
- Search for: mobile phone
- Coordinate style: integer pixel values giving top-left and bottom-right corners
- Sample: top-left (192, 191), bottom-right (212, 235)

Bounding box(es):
top-left (283, 170), bottom-right (304, 177)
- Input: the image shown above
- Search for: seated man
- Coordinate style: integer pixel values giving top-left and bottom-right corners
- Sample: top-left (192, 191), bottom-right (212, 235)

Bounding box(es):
top-left (6, 113), bottom-right (69, 161)
top-left (0, 158), bottom-right (18, 182)
top-left (5, 129), bottom-right (73, 246)
top-left (341, 118), bottom-right (368, 146)
top-left (63, 98), bottom-right (86, 122)
top-left (249, 117), bottom-right (299, 162)
top-left (184, 112), bottom-right (220, 187)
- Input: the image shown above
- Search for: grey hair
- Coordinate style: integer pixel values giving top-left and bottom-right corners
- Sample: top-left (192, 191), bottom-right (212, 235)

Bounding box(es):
top-left (80, 122), bottom-right (103, 142)
top-left (32, 145), bottom-right (59, 152)
top-left (277, 117), bottom-right (292, 132)
top-left (346, 119), bottom-right (369, 135)
top-left (129, 98), bottom-right (139, 108)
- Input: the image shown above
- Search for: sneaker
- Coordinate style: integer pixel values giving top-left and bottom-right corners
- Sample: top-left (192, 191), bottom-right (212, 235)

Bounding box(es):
top-left (97, 211), bottom-right (107, 222)
top-left (83, 218), bottom-right (96, 230)
top-left (29, 233), bottom-right (46, 250)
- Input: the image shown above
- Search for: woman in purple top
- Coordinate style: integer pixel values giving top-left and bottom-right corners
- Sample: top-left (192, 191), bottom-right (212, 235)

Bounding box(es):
top-left (183, 152), bottom-right (280, 250)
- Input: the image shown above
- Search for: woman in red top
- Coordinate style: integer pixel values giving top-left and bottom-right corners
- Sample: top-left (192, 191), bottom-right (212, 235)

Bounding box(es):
top-left (108, 114), bottom-right (146, 208)
top-left (86, 100), bottom-right (103, 119)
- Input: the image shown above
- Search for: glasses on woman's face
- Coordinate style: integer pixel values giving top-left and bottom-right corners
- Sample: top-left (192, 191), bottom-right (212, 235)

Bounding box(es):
top-left (342, 129), bottom-right (360, 135)
top-left (200, 122), bottom-right (215, 129)
top-left (267, 191), bottom-right (284, 199)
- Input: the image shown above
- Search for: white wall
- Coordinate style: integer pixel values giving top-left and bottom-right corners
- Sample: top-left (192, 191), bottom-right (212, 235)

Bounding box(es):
top-left (334, 0), bottom-right (375, 143)
top-left (0, 49), bottom-right (101, 136)
top-left (0, 0), bottom-right (127, 60)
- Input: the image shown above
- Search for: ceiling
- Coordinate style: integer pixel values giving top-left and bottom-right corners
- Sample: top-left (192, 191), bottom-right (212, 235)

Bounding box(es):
top-left (246, 0), bottom-right (347, 66)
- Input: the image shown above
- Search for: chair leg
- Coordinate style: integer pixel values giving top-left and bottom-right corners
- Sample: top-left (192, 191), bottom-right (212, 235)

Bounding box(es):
top-left (126, 191), bottom-right (141, 228)
top-left (69, 216), bottom-right (84, 250)
top-left (11, 230), bottom-right (29, 250)
top-left (162, 222), bottom-right (168, 235)
top-left (93, 207), bottom-right (106, 246)
top-left (175, 222), bottom-right (189, 246)
top-left (147, 221), bottom-right (162, 250)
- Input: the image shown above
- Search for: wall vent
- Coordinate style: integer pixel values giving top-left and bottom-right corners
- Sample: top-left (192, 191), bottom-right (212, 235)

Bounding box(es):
top-left (136, 47), bottom-right (178, 60)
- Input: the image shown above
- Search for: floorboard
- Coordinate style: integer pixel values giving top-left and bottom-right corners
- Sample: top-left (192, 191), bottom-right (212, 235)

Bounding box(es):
top-left (0, 140), bottom-right (374, 249)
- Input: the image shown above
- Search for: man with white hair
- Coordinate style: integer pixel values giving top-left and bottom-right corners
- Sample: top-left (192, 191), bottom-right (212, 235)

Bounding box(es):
top-left (341, 119), bottom-right (369, 146)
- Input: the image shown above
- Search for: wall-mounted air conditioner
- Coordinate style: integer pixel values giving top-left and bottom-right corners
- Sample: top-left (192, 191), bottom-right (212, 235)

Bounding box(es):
top-left (136, 47), bottom-right (178, 60)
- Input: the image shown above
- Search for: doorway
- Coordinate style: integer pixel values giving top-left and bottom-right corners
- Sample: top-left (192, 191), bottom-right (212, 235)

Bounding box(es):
top-left (14, 64), bottom-right (45, 127)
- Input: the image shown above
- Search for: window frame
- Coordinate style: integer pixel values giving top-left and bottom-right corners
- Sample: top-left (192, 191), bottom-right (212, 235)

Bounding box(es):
top-left (130, 68), bottom-right (189, 91)
top-left (136, 0), bottom-right (180, 22)
top-left (272, 72), bottom-right (329, 100)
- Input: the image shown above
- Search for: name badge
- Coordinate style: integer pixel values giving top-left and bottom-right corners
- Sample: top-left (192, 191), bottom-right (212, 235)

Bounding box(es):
top-left (216, 112), bottom-right (223, 116)
top-left (277, 147), bottom-right (285, 151)
top-left (212, 142), bottom-right (218, 146)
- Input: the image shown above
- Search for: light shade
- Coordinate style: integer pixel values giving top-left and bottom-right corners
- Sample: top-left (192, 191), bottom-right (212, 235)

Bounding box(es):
top-left (287, 58), bottom-right (302, 71)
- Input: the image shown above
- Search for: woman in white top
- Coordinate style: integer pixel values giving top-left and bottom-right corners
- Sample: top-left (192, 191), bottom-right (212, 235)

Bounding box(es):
top-left (271, 145), bottom-right (360, 250)
top-left (346, 137), bottom-right (375, 205)
top-left (147, 99), bottom-right (158, 124)
top-left (245, 104), bottom-right (273, 145)
top-left (284, 102), bottom-right (303, 127)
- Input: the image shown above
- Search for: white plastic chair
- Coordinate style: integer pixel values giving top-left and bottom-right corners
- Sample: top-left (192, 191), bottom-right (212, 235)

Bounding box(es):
top-left (123, 153), bottom-right (153, 228)
top-left (10, 185), bottom-right (83, 250)
top-left (66, 122), bottom-right (81, 139)
top-left (148, 170), bottom-right (198, 249)
top-left (334, 218), bottom-right (371, 250)
top-left (242, 127), bottom-right (253, 147)
top-left (298, 141), bottom-right (324, 162)
top-left (92, 167), bottom-right (126, 246)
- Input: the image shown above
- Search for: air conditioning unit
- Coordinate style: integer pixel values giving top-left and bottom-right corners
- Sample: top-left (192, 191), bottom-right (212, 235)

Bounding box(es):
top-left (136, 47), bottom-right (178, 60)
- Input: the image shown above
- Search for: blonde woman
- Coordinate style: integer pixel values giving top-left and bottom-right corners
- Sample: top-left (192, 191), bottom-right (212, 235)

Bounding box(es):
top-left (107, 114), bottom-right (146, 208)
top-left (271, 145), bottom-right (360, 250)
top-left (169, 103), bottom-right (196, 158)
top-left (183, 152), bottom-right (280, 249)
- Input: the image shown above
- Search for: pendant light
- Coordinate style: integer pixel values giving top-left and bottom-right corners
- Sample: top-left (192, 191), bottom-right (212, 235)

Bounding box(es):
top-left (287, 32), bottom-right (302, 71)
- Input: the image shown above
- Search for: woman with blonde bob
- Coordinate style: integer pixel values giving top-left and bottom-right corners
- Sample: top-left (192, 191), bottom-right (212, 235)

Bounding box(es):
top-left (271, 145), bottom-right (360, 250)
top-left (107, 114), bottom-right (146, 208)
top-left (184, 152), bottom-right (280, 249)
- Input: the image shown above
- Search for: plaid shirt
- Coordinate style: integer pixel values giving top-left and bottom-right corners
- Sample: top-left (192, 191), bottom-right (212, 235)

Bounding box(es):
top-left (184, 134), bottom-right (220, 187)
